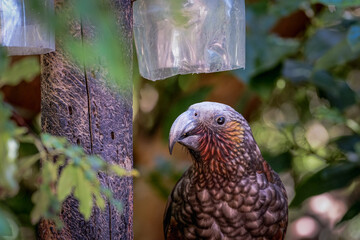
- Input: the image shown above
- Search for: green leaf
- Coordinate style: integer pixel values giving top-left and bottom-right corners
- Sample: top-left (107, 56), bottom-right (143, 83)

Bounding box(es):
top-left (312, 71), bottom-right (356, 110)
top-left (314, 106), bottom-right (345, 124)
top-left (18, 154), bottom-right (40, 174)
top-left (0, 206), bottom-right (19, 239)
top-left (73, 168), bottom-right (93, 220)
top-left (57, 165), bottom-right (77, 201)
top-left (40, 133), bottom-right (51, 145)
top-left (0, 209), bottom-right (12, 237)
top-left (110, 165), bottom-right (139, 177)
top-left (0, 57), bottom-right (40, 87)
top-left (31, 190), bottom-right (50, 224)
top-left (130, 169), bottom-right (140, 178)
top-left (94, 191), bottom-right (106, 210)
top-left (305, 29), bottom-right (344, 63)
top-left (84, 170), bottom-right (96, 181)
top-left (43, 161), bottom-right (58, 183)
top-left (110, 199), bottom-right (123, 212)
top-left (41, 133), bottom-right (67, 150)
top-left (110, 165), bottom-right (127, 176)
top-left (100, 187), bottom-right (113, 199)
top-left (0, 99), bottom-right (19, 197)
top-left (291, 162), bottom-right (360, 207)
top-left (315, 40), bottom-right (360, 70)
top-left (87, 156), bottom-right (105, 171)
top-left (338, 201), bottom-right (360, 225)
top-left (18, 141), bottom-right (39, 159)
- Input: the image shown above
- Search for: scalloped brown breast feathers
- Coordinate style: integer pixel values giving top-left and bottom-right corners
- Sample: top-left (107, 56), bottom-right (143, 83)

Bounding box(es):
top-left (165, 102), bottom-right (288, 240)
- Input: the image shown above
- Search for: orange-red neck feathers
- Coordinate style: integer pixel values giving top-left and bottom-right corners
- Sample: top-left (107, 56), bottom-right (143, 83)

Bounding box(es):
top-left (195, 120), bottom-right (245, 163)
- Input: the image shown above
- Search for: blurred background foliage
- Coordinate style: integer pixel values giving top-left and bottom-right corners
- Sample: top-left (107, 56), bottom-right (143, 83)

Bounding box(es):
top-left (0, 0), bottom-right (359, 239)
top-left (133, 0), bottom-right (360, 239)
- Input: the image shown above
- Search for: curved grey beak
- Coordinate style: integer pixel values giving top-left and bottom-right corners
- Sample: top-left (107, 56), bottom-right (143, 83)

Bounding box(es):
top-left (169, 109), bottom-right (199, 154)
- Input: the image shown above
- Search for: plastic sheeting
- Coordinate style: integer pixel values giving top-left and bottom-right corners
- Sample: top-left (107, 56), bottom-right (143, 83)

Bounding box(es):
top-left (133, 0), bottom-right (246, 81)
top-left (0, 0), bottom-right (54, 56)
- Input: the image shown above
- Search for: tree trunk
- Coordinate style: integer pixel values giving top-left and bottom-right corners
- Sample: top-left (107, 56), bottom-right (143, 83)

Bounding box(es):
top-left (38, 0), bottom-right (133, 239)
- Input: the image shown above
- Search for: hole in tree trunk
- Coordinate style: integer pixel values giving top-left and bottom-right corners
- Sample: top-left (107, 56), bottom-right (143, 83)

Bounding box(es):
top-left (111, 131), bottom-right (115, 139)
top-left (68, 106), bottom-right (73, 115)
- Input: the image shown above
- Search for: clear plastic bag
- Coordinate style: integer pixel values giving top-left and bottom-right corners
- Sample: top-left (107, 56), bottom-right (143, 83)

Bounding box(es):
top-left (0, 0), bottom-right (55, 56)
top-left (133, 0), bottom-right (246, 81)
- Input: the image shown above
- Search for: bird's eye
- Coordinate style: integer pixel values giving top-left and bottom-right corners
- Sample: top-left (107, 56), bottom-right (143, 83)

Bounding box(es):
top-left (216, 117), bottom-right (225, 125)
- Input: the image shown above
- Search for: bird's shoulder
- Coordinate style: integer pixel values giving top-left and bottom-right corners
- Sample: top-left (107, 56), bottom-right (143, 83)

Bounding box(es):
top-left (163, 167), bottom-right (194, 240)
top-left (253, 160), bottom-right (288, 239)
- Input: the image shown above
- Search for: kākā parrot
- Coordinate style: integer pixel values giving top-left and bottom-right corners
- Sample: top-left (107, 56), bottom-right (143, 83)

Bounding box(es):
top-left (164, 102), bottom-right (288, 240)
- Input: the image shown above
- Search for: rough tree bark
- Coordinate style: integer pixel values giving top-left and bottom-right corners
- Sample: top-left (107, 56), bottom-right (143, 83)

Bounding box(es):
top-left (38, 0), bottom-right (133, 239)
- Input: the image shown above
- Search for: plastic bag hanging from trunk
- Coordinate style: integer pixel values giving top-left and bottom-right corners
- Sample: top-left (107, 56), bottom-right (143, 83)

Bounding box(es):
top-left (133, 0), bottom-right (246, 81)
top-left (0, 0), bottom-right (55, 56)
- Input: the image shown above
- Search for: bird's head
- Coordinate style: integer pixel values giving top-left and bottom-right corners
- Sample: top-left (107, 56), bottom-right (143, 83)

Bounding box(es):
top-left (169, 102), bottom-right (255, 163)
